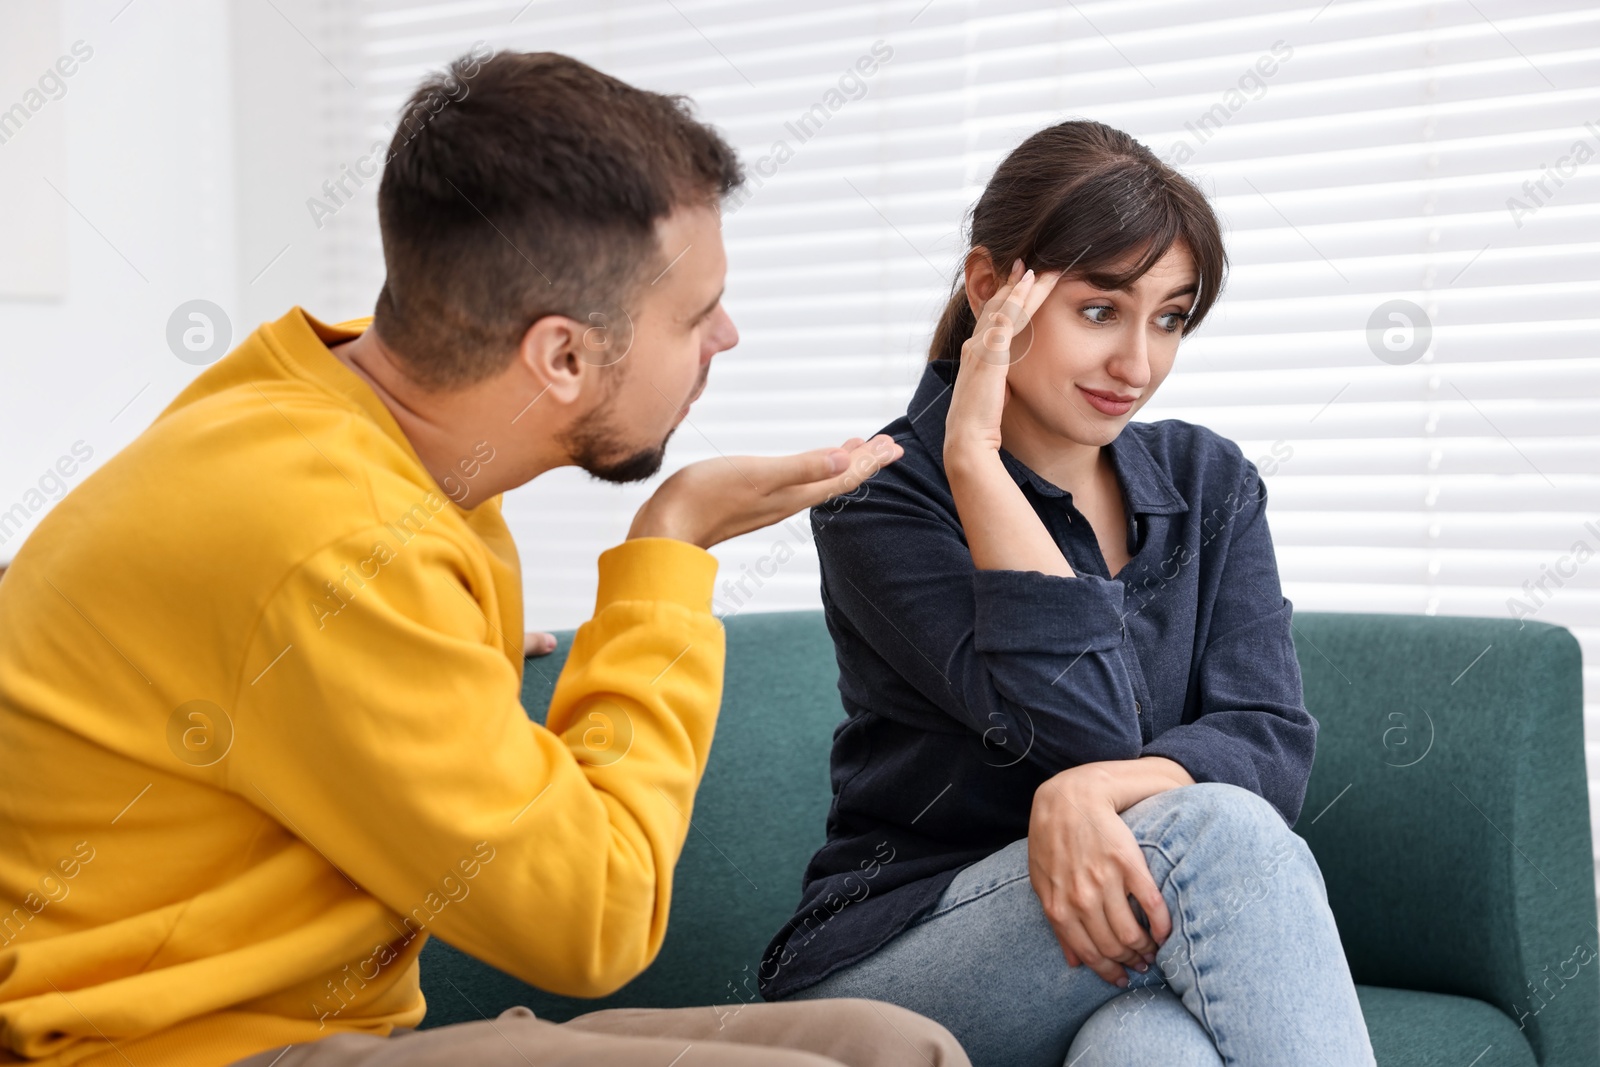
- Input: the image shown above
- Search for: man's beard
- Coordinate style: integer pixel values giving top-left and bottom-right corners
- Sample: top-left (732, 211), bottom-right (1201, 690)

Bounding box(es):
top-left (561, 409), bottom-right (676, 484)
top-left (561, 364), bottom-right (706, 484)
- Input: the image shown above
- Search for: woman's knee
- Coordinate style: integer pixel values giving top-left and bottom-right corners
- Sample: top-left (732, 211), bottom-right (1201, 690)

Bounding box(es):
top-left (1131, 783), bottom-right (1326, 896)
top-left (1067, 987), bottom-right (1222, 1067)
top-left (1140, 782), bottom-right (1297, 854)
top-left (1133, 783), bottom-right (1330, 922)
top-left (1181, 781), bottom-right (1281, 823)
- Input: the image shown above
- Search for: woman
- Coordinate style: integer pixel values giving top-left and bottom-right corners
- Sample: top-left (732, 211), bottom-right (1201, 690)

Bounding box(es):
top-left (757, 121), bottom-right (1375, 1066)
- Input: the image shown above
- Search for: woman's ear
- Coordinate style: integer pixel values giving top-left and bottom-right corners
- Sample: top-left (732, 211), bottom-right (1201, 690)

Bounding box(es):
top-left (964, 247), bottom-right (1003, 317)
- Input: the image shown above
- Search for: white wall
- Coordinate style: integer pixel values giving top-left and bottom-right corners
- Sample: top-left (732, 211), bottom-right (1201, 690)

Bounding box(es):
top-left (229, 0), bottom-right (368, 333)
top-left (0, 0), bottom-right (236, 561)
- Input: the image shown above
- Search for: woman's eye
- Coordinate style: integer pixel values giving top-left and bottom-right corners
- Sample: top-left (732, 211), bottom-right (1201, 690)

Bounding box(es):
top-left (1157, 311), bottom-right (1190, 333)
top-left (1082, 305), bottom-right (1114, 324)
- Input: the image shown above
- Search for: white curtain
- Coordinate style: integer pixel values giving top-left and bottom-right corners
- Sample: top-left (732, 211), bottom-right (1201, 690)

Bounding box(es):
top-left (319, 0), bottom-right (1600, 869)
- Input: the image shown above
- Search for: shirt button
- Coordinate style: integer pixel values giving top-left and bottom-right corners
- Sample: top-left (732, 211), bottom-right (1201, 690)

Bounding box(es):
top-left (1135, 700), bottom-right (1142, 715)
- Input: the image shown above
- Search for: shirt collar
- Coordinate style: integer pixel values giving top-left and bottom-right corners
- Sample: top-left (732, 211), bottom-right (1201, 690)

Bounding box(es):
top-left (906, 359), bottom-right (1188, 516)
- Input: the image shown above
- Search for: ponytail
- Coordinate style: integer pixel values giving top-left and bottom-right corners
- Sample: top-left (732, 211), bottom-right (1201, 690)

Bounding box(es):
top-left (928, 287), bottom-right (976, 363)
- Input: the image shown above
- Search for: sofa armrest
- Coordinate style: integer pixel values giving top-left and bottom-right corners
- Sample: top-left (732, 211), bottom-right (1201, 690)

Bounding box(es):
top-left (1293, 612), bottom-right (1597, 1066)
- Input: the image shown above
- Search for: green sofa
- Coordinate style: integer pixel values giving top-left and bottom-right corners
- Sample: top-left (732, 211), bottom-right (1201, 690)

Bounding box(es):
top-left (419, 611), bottom-right (1598, 1066)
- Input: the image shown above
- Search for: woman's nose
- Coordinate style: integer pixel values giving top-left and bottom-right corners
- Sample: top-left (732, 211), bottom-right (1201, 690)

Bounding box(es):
top-left (1108, 334), bottom-right (1152, 389)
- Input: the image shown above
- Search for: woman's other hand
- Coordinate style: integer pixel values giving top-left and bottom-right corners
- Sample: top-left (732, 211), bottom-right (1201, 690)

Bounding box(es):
top-left (1027, 762), bottom-right (1175, 986)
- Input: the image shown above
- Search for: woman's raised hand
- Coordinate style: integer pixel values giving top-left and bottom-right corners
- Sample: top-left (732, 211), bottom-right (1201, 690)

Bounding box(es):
top-left (943, 258), bottom-right (1062, 462)
top-left (939, 258), bottom-right (1073, 578)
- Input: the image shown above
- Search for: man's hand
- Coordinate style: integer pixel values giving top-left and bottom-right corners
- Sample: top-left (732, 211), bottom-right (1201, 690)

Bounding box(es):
top-left (627, 435), bottom-right (903, 549)
top-left (523, 631), bottom-right (558, 657)
top-left (1028, 763), bottom-right (1172, 987)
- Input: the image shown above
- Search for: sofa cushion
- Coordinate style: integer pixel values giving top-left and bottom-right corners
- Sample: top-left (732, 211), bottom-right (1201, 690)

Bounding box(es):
top-left (1358, 985), bottom-right (1534, 1066)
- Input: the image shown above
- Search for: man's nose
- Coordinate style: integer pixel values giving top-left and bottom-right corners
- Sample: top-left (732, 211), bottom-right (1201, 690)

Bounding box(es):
top-left (705, 306), bottom-right (739, 361)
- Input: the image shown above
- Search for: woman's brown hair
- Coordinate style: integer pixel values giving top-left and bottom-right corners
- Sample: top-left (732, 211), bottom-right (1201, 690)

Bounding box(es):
top-left (928, 120), bottom-right (1227, 363)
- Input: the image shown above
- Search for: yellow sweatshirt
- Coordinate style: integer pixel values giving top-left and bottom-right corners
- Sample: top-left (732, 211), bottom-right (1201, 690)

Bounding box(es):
top-left (0, 308), bottom-right (725, 1067)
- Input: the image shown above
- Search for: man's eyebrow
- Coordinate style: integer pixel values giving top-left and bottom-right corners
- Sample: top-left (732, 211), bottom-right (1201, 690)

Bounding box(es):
top-left (689, 287), bottom-right (725, 323)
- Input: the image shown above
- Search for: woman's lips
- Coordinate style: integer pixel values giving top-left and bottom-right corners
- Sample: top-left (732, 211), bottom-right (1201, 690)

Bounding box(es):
top-left (1077, 385), bottom-right (1135, 417)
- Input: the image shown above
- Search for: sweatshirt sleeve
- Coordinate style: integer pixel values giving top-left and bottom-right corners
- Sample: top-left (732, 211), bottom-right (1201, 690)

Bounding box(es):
top-left (231, 530), bottom-right (724, 998)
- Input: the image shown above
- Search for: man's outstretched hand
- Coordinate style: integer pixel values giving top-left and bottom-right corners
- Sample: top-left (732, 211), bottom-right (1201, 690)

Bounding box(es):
top-left (627, 434), bottom-right (903, 549)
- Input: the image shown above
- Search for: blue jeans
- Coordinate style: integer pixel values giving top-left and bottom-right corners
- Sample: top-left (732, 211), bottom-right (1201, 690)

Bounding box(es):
top-left (781, 783), bottom-right (1375, 1067)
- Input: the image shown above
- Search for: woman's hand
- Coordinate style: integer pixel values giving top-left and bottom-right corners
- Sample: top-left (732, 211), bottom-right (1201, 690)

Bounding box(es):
top-left (943, 258), bottom-right (1061, 462)
top-left (1028, 763), bottom-right (1173, 987)
top-left (941, 258), bottom-right (1071, 576)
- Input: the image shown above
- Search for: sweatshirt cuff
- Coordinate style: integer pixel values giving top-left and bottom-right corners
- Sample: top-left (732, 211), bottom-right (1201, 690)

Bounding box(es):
top-left (596, 538), bottom-right (719, 615)
top-left (972, 569), bottom-right (1126, 654)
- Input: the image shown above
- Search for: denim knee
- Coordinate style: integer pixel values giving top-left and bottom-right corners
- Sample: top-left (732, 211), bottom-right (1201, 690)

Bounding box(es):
top-left (1067, 987), bottom-right (1224, 1067)
top-left (1158, 782), bottom-right (1286, 840)
top-left (1136, 782), bottom-right (1324, 901)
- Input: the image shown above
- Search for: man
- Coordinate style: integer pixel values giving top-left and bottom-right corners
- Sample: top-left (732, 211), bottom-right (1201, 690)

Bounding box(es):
top-left (0, 50), bottom-right (967, 1067)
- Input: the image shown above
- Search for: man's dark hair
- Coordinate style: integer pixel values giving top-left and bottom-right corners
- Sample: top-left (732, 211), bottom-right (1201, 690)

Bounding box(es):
top-left (373, 50), bottom-right (745, 390)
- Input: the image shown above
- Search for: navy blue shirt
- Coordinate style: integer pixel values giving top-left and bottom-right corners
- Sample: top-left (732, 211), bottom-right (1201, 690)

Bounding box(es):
top-left (758, 357), bottom-right (1317, 1000)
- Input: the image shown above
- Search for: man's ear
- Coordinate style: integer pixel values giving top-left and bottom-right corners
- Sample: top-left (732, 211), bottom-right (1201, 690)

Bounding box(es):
top-left (517, 314), bottom-right (588, 406)
top-left (964, 246), bottom-right (1002, 317)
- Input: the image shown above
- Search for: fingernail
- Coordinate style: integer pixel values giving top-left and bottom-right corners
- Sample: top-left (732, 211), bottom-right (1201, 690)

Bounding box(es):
top-left (1143, 953), bottom-right (1156, 965)
top-left (1022, 268), bottom-right (1034, 282)
top-left (1115, 976), bottom-right (1129, 989)
top-left (1012, 258), bottom-right (1023, 277)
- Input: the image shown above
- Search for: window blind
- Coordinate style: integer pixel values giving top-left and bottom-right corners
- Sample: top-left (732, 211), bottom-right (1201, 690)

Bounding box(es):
top-left (314, 0), bottom-right (1600, 869)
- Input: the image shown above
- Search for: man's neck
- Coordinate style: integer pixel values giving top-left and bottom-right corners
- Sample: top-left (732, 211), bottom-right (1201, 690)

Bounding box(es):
top-left (326, 328), bottom-right (554, 508)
